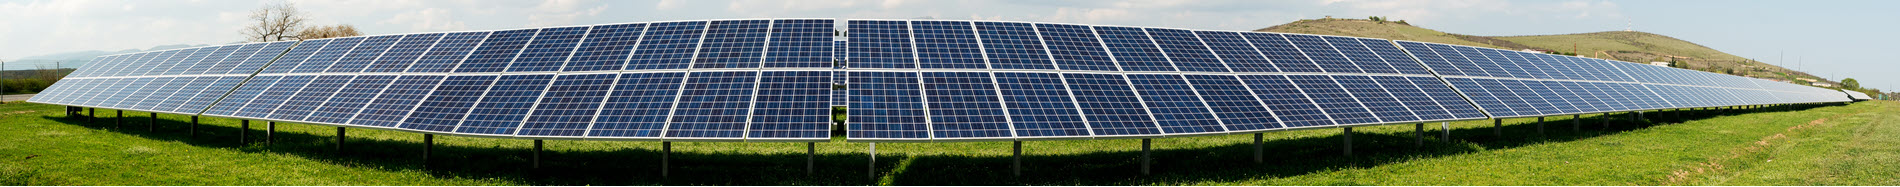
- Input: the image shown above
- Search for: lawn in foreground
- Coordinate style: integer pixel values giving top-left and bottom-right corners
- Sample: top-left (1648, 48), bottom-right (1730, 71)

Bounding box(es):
top-left (0, 101), bottom-right (1888, 185)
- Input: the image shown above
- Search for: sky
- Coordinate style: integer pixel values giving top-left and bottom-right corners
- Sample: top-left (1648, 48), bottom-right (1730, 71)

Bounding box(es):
top-left (0, 0), bottom-right (1894, 92)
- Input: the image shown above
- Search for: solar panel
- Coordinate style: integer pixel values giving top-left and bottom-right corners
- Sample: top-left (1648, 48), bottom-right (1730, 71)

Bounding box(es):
top-left (1193, 31), bottom-right (1276, 72)
top-left (693, 20), bottom-right (770, 69)
top-left (917, 71), bottom-right (1012, 139)
top-left (517, 73), bottom-right (618, 137)
top-left (764, 19), bottom-right (835, 68)
top-left (1281, 34), bottom-right (1362, 73)
top-left (456, 74), bottom-right (556, 135)
top-left (118, 77), bottom-right (178, 109)
top-left (665, 71), bottom-right (758, 139)
top-left (203, 75), bottom-right (279, 116)
top-left (267, 75), bottom-right (353, 120)
top-left (1324, 36), bottom-right (1400, 74)
top-left (1197, 75), bottom-right (1289, 130)
top-left (588, 72), bottom-right (686, 138)
top-left (408, 32), bottom-right (491, 73)
top-left (847, 71), bottom-right (930, 140)
top-left (1093, 26), bottom-right (1175, 71)
top-left (627, 21), bottom-right (707, 70)
top-left (225, 41), bottom-right (302, 74)
top-left (1144, 28), bottom-right (1228, 72)
top-left (348, 75), bottom-right (446, 127)
top-left (562, 23), bottom-right (646, 71)
top-left (1284, 75), bottom-right (1379, 124)
top-left (911, 21), bottom-right (987, 69)
top-left (134, 49), bottom-right (185, 76)
top-left (130, 77), bottom-right (194, 110)
top-left (257, 39), bottom-right (333, 74)
top-left (1061, 73), bottom-right (1161, 136)
top-left (994, 72), bottom-right (1090, 138)
top-left (401, 75), bottom-right (498, 132)
top-left (305, 75), bottom-right (397, 124)
top-left (1333, 75), bottom-right (1418, 122)
top-left (290, 37), bottom-right (367, 73)
top-left (1124, 74), bottom-right (1226, 134)
top-left (507, 26), bottom-right (590, 72)
top-left (324, 35), bottom-right (402, 73)
top-left (180, 45), bottom-right (244, 75)
top-left (845, 20), bottom-right (916, 69)
top-left (456, 29), bottom-right (538, 73)
top-left (747, 71), bottom-right (833, 140)
top-left (363, 33), bottom-right (445, 73)
top-left (170, 76), bottom-right (247, 113)
top-left (974, 21), bottom-right (1056, 70)
top-left (1358, 39), bottom-right (1437, 75)
top-left (1241, 32), bottom-right (1321, 73)
top-left (1033, 23), bottom-right (1117, 71)
top-left (233, 75), bottom-right (318, 118)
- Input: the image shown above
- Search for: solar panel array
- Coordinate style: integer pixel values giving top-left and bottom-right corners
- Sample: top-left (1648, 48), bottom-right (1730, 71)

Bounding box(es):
top-left (33, 19), bottom-right (839, 142)
top-left (32, 18), bottom-right (1852, 142)
top-left (1842, 90), bottom-right (1873, 101)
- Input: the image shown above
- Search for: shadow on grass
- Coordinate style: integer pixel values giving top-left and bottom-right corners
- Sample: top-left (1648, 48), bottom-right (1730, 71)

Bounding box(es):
top-left (44, 104), bottom-right (1837, 185)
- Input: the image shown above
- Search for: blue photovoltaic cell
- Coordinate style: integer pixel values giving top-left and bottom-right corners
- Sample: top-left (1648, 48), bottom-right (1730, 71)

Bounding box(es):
top-left (456, 74), bottom-right (556, 135)
top-left (1062, 73), bottom-right (1161, 136)
top-left (255, 39), bottom-right (332, 74)
top-left (160, 48), bottom-right (212, 75)
top-left (1125, 74), bottom-right (1225, 134)
top-left (268, 75), bottom-right (353, 120)
top-left (846, 20), bottom-right (916, 69)
top-left (1283, 34), bottom-right (1362, 73)
top-left (1394, 41), bottom-right (1465, 76)
top-left (562, 23), bottom-right (645, 71)
top-left (1240, 32), bottom-right (1322, 73)
top-left (196, 44), bottom-right (258, 75)
top-left (764, 19), bottom-right (834, 68)
top-left (123, 77), bottom-right (181, 109)
top-left (69, 78), bottom-right (117, 106)
top-left (748, 71), bottom-right (833, 139)
top-left (847, 71), bottom-right (929, 139)
top-left (1407, 76), bottom-right (1487, 119)
top-left (1286, 75), bottom-right (1379, 124)
top-left (1482, 79), bottom-right (1546, 116)
top-left (1094, 26), bottom-right (1175, 71)
top-left (305, 75), bottom-right (397, 124)
top-left (1368, 76), bottom-right (1451, 120)
top-left (1567, 82), bottom-right (1622, 111)
top-left (91, 78), bottom-right (149, 107)
top-left (1444, 78), bottom-right (1514, 116)
top-left (455, 29), bottom-right (538, 73)
top-left (1420, 42), bottom-right (1492, 77)
top-left (918, 72), bottom-right (1012, 139)
top-left (1194, 31), bottom-right (1277, 72)
top-left (401, 75), bottom-right (498, 132)
top-left (1234, 75), bottom-right (1333, 128)
top-left (225, 41), bottom-right (301, 74)
top-left (234, 75), bottom-right (317, 118)
top-left (974, 21), bottom-right (1055, 70)
top-left (105, 52), bottom-right (155, 76)
top-left (349, 75), bottom-right (445, 127)
top-left (408, 32), bottom-right (490, 73)
top-left (1476, 48), bottom-right (1536, 79)
top-left (169, 76), bottom-right (246, 113)
top-left (202, 76), bottom-right (282, 116)
top-left (1528, 54), bottom-right (1583, 80)
top-left (1034, 23), bottom-right (1118, 71)
top-left (1334, 75), bottom-right (1418, 122)
top-left (180, 45), bottom-right (243, 75)
top-left (1520, 80), bottom-right (1580, 114)
top-left (626, 21), bottom-right (706, 70)
top-left (588, 72), bottom-right (685, 138)
top-left (1451, 46), bottom-right (1517, 78)
top-left (1358, 38), bottom-right (1436, 75)
top-left (133, 50), bottom-right (183, 76)
top-left (290, 37), bottom-right (366, 73)
top-left (995, 72), bottom-right (1091, 137)
top-left (832, 88), bottom-right (847, 106)
top-left (692, 20), bottom-right (769, 69)
top-left (666, 71), bottom-right (757, 139)
top-left (518, 73), bottom-right (617, 136)
top-left (1544, 81), bottom-right (1601, 112)
top-left (141, 77), bottom-right (204, 110)
top-left (324, 35), bottom-right (401, 73)
top-left (507, 26), bottom-right (590, 72)
top-left (1145, 28), bottom-right (1228, 72)
top-left (363, 33), bottom-right (445, 73)
top-left (834, 41), bottom-right (846, 68)
top-left (1193, 75), bottom-right (1287, 130)
top-left (911, 21), bottom-right (987, 69)
top-left (95, 53), bottom-right (142, 77)
top-left (1325, 36), bottom-right (1399, 74)
top-left (1501, 52), bottom-right (1557, 79)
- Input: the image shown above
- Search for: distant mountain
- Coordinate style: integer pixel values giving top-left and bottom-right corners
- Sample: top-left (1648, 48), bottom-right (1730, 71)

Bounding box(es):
top-left (5, 44), bottom-right (207, 70)
top-left (1257, 18), bottom-right (1828, 85)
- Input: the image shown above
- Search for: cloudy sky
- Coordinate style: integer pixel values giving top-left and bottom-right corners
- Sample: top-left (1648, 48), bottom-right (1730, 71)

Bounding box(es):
top-left (1, 0), bottom-right (1894, 91)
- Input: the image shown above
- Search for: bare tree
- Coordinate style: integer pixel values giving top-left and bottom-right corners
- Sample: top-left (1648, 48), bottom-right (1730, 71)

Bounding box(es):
top-left (299, 24), bottom-right (363, 39)
top-left (241, 2), bottom-right (308, 42)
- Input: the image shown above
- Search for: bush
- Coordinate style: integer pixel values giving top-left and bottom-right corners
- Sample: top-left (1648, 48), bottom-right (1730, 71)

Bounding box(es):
top-left (1, 79), bottom-right (52, 94)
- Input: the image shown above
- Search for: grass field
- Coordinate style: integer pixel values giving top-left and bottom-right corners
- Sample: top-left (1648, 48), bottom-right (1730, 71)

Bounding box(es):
top-left (1, 101), bottom-right (1894, 185)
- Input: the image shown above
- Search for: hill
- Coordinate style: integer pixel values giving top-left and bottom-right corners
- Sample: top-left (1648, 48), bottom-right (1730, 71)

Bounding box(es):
top-left (5, 44), bottom-right (206, 70)
top-left (1257, 18), bottom-right (1827, 86)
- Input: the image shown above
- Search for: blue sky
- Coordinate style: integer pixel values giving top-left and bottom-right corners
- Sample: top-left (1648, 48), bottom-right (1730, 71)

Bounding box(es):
top-left (0, 0), bottom-right (1892, 91)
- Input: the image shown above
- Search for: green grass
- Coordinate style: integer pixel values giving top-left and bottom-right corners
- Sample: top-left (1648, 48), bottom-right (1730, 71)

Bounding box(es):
top-left (0, 101), bottom-right (1893, 185)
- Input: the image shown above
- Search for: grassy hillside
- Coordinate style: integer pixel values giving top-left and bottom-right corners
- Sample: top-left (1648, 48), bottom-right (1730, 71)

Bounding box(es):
top-left (1258, 18), bottom-right (1828, 86)
top-left (4, 101), bottom-right (1897, 185)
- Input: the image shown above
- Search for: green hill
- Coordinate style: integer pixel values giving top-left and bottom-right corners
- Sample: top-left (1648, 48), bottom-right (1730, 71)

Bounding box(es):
top-left (1256, 18), bottom-right (1827, 86)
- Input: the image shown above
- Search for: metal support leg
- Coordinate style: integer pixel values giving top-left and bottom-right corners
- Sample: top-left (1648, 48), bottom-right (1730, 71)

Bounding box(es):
top-left (423, 134), bottom-right (433, 166)
top-left (533, 139), bottom-right (543, 169)
top-left (864, 142), bottom-right (871, 179)
top-left (1140, 139), bottom-right (1151, 175)
top-left (266, 122), bottom-right (275, 144)
top-left (1013, 141), bottom-right (1022, 176)
top-left (115, 110), bottom-right (123, 129)
top-left (1572, 114), bottom-right (1580, 131)
top-left (1493, 119), bottom-right (1502, 137)
top-left (87, 108), bottom-right (93, 123)
top-left (335, 127), bottom-right (345, 153)
top-left (1440, 122), bottom-right (1450, 141)
top-left (1601, 113), bottom-right (1610, 130)
top-left (807, 142), bottom-right (815, 176)
top-left (1253, 133), bottom-right (1263, 163)
top-left (148, 113), bottom-right (156, 132)
top-left (1415, 123), bottom-right (1424, 147)
top-left (664, 141), bottom-right (672, 178)
top-left (1343, 127), bottom-right (1353, 156)
top-left (1536, 117), bottom-right (1545, 136)
top-left (189, 116), bottom-right (198, 138)
top-left (239, 120), bottom-right (249, 144)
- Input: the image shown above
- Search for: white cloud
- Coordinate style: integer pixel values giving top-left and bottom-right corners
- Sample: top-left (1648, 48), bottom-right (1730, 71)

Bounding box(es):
top-left (380, 8), bottom-right (469, 32)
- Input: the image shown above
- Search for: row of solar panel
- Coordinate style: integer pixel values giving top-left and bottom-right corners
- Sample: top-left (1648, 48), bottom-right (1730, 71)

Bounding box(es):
top-left (844, 71), bottom-right (1488, 140)
top-left (62, 19), bottom-right (837, 80)
top-left (41, 71), bottom-right (834, 140)
top-left (1843, 90), bottom-right (1874, 100)
top-left (844, 20), bottom-right (1437, 75)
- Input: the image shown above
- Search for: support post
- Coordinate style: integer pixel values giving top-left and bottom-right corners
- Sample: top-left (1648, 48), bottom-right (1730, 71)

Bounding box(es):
top-left (807, 142), bottom-right (815, 176)
top-left (1601, 113), bottom-right (1610, 130)
top-left (1440, 122), bottom-right (1450, 141)
top-left (115, 110), bottom-right (123, 129)
top-left (189, 116), bottom-right (198, 138)
top-left (147, 113), bottom-right (156, 132)
top-left (1140, 138), bottom-right (1151, 175)
top-left (1253, 133), bottom-right (1263, 163)
top-left (1493, 119), bottom-right (1502, 137)
top-left (1414, 123), bottom-right (1424, 147)
top-left (1536, 117), bottom-right (1545, 136)
top-left (1343, 127), bottom-right (1353, 156)
top-left (266, 122), bottom-right (276, 144)
top-left (423, 134), bottom-right (433, 166)
top-left (87, 108), bottom-right (93, 123)
top-left (1013, 141), bottom-right (1022, 176)
top-left (533, 139), bottom-right (543, 169)
top-left (664, 141), bottom-right (672, 178)
top-left (335, 127), bottom-right (345, 153)
top-left (864, 142), bottom-right (871, 179)
top-left (239, 120), bottom-right (249, 144)
top-left (1572, 114), bottom-right (1580, 131)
